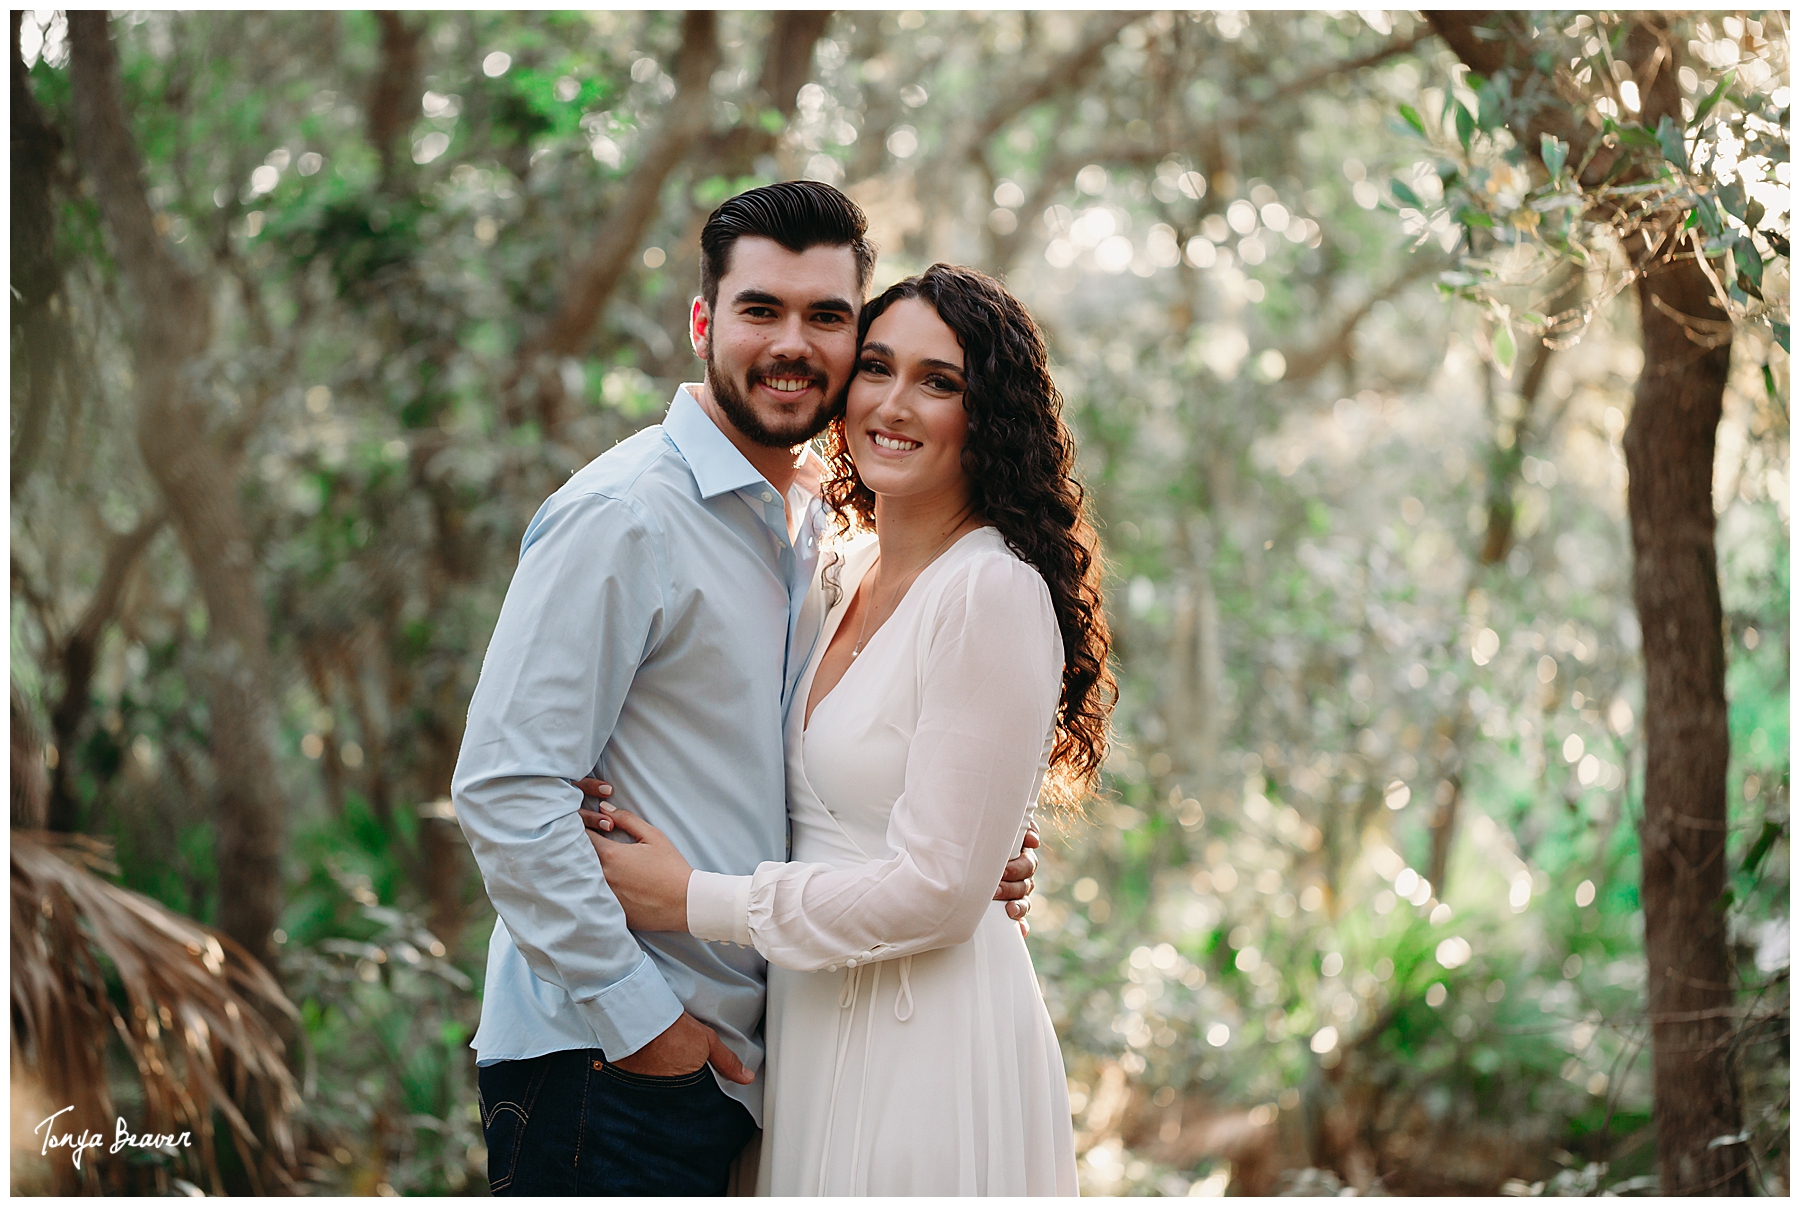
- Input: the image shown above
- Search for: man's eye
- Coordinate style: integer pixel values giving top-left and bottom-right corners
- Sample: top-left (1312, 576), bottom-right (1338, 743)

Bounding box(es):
top-left (813, 312), bottom-right (847, 325)
top-left (743, 306), bottom-right (776, 318)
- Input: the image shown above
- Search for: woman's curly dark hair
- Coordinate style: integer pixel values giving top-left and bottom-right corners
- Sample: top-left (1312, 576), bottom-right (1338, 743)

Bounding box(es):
top-left (820, 263), bottom-right (1116, 811)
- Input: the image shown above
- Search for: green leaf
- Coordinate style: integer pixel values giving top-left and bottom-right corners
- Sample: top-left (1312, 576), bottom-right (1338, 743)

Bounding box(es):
top-left (1741, 820), bottom-right (1783, 876)
top-left (1736, 237), bottom-right (1764, 296)
top-left (1398, 103), bottom-right (1426, 137)
top-left (1454, 101), bottom-right (1476, 151)
top-left (1655, 115), bottom-right (1689, 172)
top-left (1492, 321), bottom-right (1517, 379)
top-left (1540, 132), bottom-right (1568, 179)
top-left (1744, 199), bottom-right (1765, 230)
top-left (1696, 196), bottom-right (1724, 237)
top-left (1764, 364), bottom-right (1780, 399)
top-left (1718, 180), bottom-right (1747, 221)
top-left (1456, 206), bottom-right (1496, 229)
top-left (1475, 74), bottom-right (1510, 131)
top-left (1693, 69), bottom-right (1737, 126)
top-left (1391, 179), bottom-right (1424, 209)
top-left (1774, 322), bottom-right (1790, 353)
top-left (1683, 207), bottom-right (1701, 231)
top-left (1614, 122), bottom-right (1661, 151)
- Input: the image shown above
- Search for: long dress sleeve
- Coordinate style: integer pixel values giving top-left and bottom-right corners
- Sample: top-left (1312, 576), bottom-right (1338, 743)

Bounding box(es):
top-left (690, 551), bottom-right (1063, 970)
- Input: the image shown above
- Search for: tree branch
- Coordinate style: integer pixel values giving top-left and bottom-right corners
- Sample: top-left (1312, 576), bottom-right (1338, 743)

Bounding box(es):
top-left (1423, 11), bottom-right (1628, 190)
top-left (693, 13), bottom-right (835, 196)
top-left (505, 11), bottom-right (722, 430)
top-left (950, 11), bottom-right (1144, 169)
top-left (1278, 254), bottom-right (1446, 385)
top-left (46, 511), bottom-right (165, 833)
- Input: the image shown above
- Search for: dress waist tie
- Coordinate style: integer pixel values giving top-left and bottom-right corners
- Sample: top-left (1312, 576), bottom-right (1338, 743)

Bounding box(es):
top-left (894, 956), bottom-right (914, 1022)
top-left (818, 959), bottom-right (883, 1194)
top-left (816, 963), bottom-right (862, 1194)
top-left (816, 954), bottom-right (913, 1194)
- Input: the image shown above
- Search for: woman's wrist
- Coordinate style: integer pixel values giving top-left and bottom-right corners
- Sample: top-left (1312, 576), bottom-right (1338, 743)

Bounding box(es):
top-left (687, 870), bottom-right (754, 946)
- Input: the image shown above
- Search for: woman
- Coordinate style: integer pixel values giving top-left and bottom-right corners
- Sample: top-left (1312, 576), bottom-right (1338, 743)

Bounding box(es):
top-left (588, 264), bottom-right (1114, 1194)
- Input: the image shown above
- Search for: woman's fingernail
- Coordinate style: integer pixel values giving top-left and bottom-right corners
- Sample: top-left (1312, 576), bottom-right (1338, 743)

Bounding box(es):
top-left (599, 785), bottom-right (613, 796)
top-left (598, 801), bottom-right (616, 812)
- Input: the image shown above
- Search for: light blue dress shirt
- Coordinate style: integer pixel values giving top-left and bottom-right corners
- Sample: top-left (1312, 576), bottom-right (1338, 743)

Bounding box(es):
top-left (454, 386), bottom-right (825, 1125)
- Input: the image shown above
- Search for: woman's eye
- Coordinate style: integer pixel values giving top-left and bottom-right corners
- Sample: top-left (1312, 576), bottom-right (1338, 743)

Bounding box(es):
top-left (927, 375), bottom-right (963, 392)
top-left (857, 359), bottom-right (890, 376)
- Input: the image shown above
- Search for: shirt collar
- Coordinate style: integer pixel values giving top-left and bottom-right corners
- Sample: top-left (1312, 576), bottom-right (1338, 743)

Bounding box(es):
top-left (664, 384), bottom-right (826, 504)
top-left (664, 385), bottom-right (769, 501)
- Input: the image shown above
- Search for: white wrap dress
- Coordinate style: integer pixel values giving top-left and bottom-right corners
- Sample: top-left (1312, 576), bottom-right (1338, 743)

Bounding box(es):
top-left (686, 527), bottom-right (1078, 1195)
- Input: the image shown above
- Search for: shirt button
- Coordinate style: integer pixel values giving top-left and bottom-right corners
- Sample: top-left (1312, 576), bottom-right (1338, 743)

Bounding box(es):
top-left (846, 959), bottom-right (858, 969)
top-left (761, 491), bottom-right (773, 502)
top-left (828, 965), bottom-right (839, 973)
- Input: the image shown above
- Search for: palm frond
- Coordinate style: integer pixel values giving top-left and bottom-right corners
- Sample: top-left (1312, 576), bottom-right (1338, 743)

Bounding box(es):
top-left (11, 831), bottom-right (301, 1194)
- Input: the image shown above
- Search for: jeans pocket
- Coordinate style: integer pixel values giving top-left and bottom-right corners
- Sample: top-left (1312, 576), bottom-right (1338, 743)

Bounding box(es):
top-left (482, 1100), bottom-right (530, 1193)
top-left (598, 1062), bottom-right (712, 1090)
top-left (478, 1059), bottom-right (552, 1194)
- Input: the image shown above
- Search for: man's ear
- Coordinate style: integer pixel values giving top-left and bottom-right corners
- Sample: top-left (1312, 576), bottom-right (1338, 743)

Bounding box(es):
top-left (689, 297), bottom-right (711, 359)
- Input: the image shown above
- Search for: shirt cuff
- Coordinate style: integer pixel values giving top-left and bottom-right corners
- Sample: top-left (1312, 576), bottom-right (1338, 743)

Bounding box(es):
top-left (574, 951), bottom-right (684, 1060)
top-left (688, 870), bottom-right (753, 947)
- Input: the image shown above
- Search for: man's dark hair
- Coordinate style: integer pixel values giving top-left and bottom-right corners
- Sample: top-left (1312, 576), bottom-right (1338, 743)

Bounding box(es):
top-left (698, 181), bottom-right (876, 308)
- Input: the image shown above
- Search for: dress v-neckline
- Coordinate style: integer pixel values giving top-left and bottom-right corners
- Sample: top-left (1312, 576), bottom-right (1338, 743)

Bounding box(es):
top-left (801, 529), bottom-right (991, 734)
top-left (802, 546), bottom-right (878, 734)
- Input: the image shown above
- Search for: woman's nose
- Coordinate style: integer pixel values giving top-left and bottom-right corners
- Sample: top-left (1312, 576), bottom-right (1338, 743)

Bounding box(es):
top-left (872, 382), bottom-right (911, 423)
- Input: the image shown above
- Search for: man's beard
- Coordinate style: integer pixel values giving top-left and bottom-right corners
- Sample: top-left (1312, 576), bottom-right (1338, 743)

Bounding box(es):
top-left (706, 346), bottom-right (841, 449)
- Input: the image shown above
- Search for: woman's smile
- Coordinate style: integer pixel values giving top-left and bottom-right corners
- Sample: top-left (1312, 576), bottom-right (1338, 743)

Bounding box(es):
top-left (868, 429), bottom-right (922, 453)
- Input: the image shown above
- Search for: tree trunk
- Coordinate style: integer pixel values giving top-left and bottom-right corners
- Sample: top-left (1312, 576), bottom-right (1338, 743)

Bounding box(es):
top-left (11, 11), bottom-right (72, 488)
top-left (367, 12), bottom-right (424, 189)
top-left (1422, 14), bottom-right (1749, 1189)
top-left (1624, 244), bottom-right (1745, 1195)
top-left (68, 13), bottom-right (287, 967)
top-left (1618, 32), bottom-right (1747, 1189)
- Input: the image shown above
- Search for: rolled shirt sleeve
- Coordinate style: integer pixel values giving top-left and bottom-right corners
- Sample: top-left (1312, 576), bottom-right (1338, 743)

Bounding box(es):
top-left (454, 488), bottom-right (684, 1058)
top-left (693, 553), bottom-right (1063, 971)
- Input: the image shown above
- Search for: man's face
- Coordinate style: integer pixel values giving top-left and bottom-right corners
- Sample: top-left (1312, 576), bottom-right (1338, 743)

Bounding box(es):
top-left (691, 236), bottom-right (862, 448)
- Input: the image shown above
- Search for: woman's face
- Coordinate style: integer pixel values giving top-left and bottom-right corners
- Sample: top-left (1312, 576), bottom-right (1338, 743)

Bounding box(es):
top-left (844, 297), bottom-right (971, 509)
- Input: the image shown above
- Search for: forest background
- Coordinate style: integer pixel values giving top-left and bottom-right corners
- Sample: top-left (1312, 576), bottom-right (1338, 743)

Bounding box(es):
top-left (9, 8), bottom-right (1790, 1197)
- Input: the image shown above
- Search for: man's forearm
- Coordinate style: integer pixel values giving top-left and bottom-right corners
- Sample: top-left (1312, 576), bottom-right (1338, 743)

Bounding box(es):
top-left (458, 777), bottom-right (683, 1058)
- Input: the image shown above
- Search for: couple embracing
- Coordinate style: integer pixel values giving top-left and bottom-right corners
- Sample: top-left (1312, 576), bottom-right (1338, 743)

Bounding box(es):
top-left (454, 181), bottom-right (1115, 1196)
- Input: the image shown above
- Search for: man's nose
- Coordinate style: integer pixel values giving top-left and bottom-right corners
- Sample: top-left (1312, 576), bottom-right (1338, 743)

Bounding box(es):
top-left (767, 313), bottom-right (812, 360)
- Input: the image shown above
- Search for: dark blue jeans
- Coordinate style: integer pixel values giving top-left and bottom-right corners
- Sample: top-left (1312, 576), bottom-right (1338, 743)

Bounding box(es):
top-left (477, 1048), bottom-right (756, 1196)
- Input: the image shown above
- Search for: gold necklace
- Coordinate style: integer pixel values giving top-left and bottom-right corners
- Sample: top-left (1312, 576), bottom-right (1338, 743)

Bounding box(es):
top-left (850, 515), bottom-right (972, 658)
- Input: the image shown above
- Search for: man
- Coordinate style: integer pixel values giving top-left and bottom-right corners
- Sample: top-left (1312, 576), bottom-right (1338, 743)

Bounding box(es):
top-left (453, 181), bottom-right (1035, 1196)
